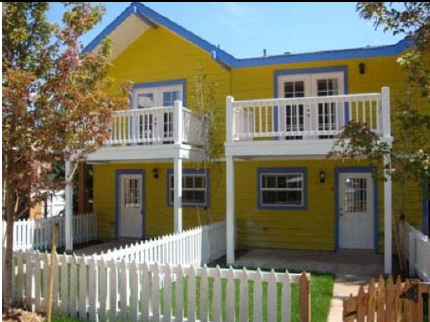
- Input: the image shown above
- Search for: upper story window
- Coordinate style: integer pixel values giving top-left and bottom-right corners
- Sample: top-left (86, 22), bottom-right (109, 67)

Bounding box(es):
top-left (276, 70), bottom-right (345, 139)
top-left (258, 167), bottom-right (307, 210)
top-left (131, 80), bottom-right (185, 142)
top-left (167, 169), bottom-right (209, 208)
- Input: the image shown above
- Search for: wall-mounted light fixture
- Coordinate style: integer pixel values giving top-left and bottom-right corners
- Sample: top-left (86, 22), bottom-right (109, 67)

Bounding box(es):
top-left (152, 168), bottom-right (159, 180)
top-left (359, 62), bottom-right (366, 74)
top-left (319, 170), bottom-right (326, 183)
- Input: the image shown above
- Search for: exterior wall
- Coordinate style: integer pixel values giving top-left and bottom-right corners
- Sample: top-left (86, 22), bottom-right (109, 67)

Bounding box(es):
top-left (234, 159), bottom-right (384, 251)
top-left (92, 15), bottom-right (429, 250)
top-left (110, 25), bottom-right (230, 138)
top-left (94, 162), bottom-right (226, 239)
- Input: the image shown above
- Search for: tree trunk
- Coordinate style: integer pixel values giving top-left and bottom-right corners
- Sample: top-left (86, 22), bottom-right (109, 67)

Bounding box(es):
top-left (3, 188), bottom-right (15, 312)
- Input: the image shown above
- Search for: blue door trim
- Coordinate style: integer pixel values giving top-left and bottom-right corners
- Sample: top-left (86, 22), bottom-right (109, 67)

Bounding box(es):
top-left (334, 167), bottom-right (378, 252)
top-left (115, 169), bottom-right (145, 239)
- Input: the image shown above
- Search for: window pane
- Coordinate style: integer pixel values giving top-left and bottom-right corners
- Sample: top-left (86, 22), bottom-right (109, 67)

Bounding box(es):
top-left (194, 176), bottom-right (205, 188)
top-left (278, 176), bottom-right (287, 188)
top-left (184, 176), bottom-right (194, 188)
top-left (286, 191), bottom-right (302, 205)
top-left (286, 175), bottom-right (302, 188)
top-left (137, 93), bottom-right (154, 109)
top-left (163, 91), bottom-right (180, 106)
top-left (262, 175), bottom-right (277, 188)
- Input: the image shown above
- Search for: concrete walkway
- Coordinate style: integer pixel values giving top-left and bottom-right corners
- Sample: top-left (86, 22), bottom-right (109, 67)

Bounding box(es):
top-left (234, 248), bottom-right (384, 322)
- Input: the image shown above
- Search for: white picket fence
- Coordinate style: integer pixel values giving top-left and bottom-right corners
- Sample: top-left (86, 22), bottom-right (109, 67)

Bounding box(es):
top-left (7, 250), bottom-right (310, 322)
top-left (100, 221), bottom-right (226, 266)
top-left (406, 222), bottom-right (430, 281)
top-left (2, 213), bottom-right (97, 251)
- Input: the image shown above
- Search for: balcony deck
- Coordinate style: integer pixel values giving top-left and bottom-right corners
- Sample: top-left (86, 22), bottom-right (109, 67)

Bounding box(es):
top-left (87, 101), bottom-right (205, 163)
top-left (225, 87), bottom-right (392, 158)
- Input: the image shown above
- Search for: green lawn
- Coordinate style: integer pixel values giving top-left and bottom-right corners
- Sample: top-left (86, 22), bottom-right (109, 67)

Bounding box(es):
top-left (52, 316), bottom-right (82, 322)
top-left (159, 271), bottom-right (334, 322)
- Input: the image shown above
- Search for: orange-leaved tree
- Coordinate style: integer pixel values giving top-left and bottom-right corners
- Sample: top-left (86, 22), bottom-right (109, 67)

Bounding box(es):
top-left (2, 2), bottom-right (129, 311)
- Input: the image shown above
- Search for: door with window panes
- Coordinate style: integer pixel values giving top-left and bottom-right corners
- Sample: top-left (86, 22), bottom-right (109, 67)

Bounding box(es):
top-left (119, 174), bottom-right (144, 238)
top-left (338, 172), bottom-right (374, 249)
top-left (133, 85), bottom-right (182, 144)
top-left (277, 72), bottom-right (344, 139)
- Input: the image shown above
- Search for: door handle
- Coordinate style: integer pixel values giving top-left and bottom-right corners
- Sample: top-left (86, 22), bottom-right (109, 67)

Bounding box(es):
top-left (339, 213), bottom-right (343, 217)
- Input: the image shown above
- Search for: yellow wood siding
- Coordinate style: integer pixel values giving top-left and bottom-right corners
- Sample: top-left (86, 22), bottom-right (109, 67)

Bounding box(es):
top-left (92, 18), bottom-right (428, 251)
top-left (94, 162), bottom-right (226, 239)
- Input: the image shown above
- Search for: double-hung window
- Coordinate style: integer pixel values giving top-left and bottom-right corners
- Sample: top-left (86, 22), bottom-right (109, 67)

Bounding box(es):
top-left (167, 169), bottom-right (209, 207)
top-left (258, 168), bottom-right (307, 210)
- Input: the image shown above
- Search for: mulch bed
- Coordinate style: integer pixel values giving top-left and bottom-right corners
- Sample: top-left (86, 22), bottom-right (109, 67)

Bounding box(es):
top-left (2, 309), bottom-right (45, 322)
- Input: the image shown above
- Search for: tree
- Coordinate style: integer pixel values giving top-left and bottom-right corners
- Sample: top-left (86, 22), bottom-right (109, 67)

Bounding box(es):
top-left (329, 3), bottom-right (430, 216)
top-left (2, 2), bottom-right (129, 311)
top-left (189, 64), bottom-right (224, 225)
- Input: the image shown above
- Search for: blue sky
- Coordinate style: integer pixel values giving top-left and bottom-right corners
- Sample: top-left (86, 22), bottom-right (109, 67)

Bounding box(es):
top-left (54, 2), bottom-right (404, 59)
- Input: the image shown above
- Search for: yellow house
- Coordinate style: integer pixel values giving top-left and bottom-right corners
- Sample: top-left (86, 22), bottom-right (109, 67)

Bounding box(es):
top-left (66, 2), bottom-right (428, 274)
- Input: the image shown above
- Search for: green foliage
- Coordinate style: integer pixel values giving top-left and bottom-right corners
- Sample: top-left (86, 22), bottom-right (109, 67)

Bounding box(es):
top-left (357, 2), bottom-right (430, 98)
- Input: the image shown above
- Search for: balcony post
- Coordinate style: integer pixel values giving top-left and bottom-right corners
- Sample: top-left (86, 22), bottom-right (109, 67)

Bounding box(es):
top-left (174, 157), bottom-right (183, 232)
top-left (384, 152), bottom-right (393, 274)
top-left (382, 87), bottom-right (391, 137)
top-left (226, 96), bottom-right (235, 142)
top-left (174, 100), bottom-right (183, 145)
top-left (226, 155), bottom-right (235, 264)
top-left (65, 160), bottom-right (73, 251)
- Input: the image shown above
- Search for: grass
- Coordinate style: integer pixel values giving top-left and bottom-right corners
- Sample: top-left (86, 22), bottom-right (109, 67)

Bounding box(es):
top-left (13, 256), bottom-right (334, 322)
top-left (159, 271), bottom-right (334, 322)
top-left (52, 316), bottom-right (82, 322)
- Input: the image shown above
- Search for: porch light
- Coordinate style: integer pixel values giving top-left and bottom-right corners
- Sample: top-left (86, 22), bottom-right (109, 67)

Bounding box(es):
top-left (359, 62), bottom-right (366, 74)
top-left (152, 168), bottom-right (159, 179)
top-left (319, 170), bottom-right (326, 183)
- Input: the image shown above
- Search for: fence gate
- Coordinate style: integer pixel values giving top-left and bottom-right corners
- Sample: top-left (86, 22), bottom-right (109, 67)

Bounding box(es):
top-left (343, 275), bottom-right (430, 321)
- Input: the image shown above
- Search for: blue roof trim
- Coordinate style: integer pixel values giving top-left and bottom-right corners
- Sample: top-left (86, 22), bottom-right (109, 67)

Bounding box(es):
top-left (84, 2), bottom-right (413, 67)
top-left (234, 37), bottom-right (413, 68)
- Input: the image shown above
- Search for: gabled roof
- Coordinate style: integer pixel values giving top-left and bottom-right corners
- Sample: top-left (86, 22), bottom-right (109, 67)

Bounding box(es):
top-left (84, 2), bottom-right (413, 68)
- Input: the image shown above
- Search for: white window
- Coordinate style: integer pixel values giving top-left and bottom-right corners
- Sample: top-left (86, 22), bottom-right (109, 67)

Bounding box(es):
top-left (168, 170), bottom-right (208, 207)
top-left (258, 168), bottom-right (307, 210)
top-left (123, 178), bottom-right (141, 208)
top-left (132, 82), bottom-right (184, 142)
top-left (277, 71), bottom-right (344, 139)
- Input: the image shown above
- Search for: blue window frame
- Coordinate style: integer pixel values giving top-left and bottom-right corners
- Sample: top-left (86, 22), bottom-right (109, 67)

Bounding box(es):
top-left (167, 169), bottom-right (209, 208)
top-left (257, 167), bottom-right (307, 210)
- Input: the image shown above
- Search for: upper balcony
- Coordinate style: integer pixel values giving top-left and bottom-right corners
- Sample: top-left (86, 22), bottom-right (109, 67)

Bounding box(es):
top-left (87, 101), bottom-right (205, 162)
top-left (225, 87), bottom-right (391, 158)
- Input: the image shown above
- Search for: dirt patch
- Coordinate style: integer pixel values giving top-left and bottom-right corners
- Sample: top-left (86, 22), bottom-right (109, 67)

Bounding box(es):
top-left (2, 309), bottom-right (45, 322)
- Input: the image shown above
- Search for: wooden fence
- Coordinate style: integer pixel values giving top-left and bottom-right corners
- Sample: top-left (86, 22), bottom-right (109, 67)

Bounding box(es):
top-left (99, 221), bottom-right (226, 266)
top-left (7, 250), bottom-right (310, 322)
top-left (397, 220), bottom-right (430, 281)
top-left (343, 275), bottom-right (430, 321)
top-left (2, 213), bottom-right (97, 251)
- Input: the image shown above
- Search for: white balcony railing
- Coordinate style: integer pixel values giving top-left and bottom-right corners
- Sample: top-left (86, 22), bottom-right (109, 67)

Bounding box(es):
top-left (106, 101), bottom-right (205, 147)
top-left (227, 87), bottom-right (390, 142)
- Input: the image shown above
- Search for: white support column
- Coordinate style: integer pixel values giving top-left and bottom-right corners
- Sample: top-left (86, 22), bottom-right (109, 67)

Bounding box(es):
top-left (226, 96), bottom-right (235, 142)
top-left (226, 156), bottom-right (235, 265)
top-left (174, 157), bottom-right (183, 233)
top-left (173, 100), bottom-right (183, 145)
top-left (384, 154), bottom-right (392, 274)
top-left (65, 160), bottom-right (73, 252)
top-left (381, 87), bottom-right (391, 137)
